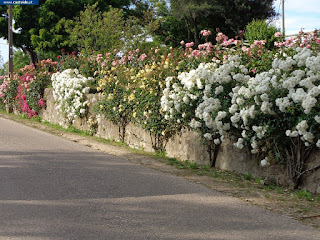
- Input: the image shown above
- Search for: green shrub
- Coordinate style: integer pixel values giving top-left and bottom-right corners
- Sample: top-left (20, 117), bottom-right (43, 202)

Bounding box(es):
top-left (244, 19), bottom-right (279, 49)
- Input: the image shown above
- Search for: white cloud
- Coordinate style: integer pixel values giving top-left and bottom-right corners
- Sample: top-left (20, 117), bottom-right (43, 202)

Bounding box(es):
top-left (274, 0), bottom-right (320, 14)
top-left (283, 0), bottom-right (320, 14)
top-left (286, 16), bottom-right (320, 34)
top-left (272, 0), bottom-right (320, 35)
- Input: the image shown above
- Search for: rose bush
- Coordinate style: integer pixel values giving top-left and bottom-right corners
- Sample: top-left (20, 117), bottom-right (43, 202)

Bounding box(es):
top-left (0, 59), bottom-right (58, 117)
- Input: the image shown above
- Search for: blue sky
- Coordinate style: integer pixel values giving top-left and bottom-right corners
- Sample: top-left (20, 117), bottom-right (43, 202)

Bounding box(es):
top-left (1, 0), bottom-right (320, 65)
top-left (272, 0), bottom-right (320, 35)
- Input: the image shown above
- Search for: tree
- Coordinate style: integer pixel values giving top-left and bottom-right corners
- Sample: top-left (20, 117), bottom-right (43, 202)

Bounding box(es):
top-left (210, 0), bottom-right (277, 37)
top-left (0, 0), bottom-right (134, 65)
top-left (0, 1), bottom-right (86, 64)
top-left (68, 4), bottom-right (127, 55)
top-left (170, 0), bottom-right (221, 46)
top-left (158, 0), bottom-right (277, 46)
top-left (145, 0), bottom-right (190, 45)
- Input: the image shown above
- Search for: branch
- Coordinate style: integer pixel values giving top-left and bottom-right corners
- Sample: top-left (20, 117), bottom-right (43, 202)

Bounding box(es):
top-left (298, 164), bottom-right (320, 178)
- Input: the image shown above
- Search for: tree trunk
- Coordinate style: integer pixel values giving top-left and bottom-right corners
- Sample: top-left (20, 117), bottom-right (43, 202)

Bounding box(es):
top-left (189, 13), bottom-right (200, 46)
top-left (22, 46), bottom-right (38, 66)
top-left (285, 138), bottom-right (315, 189)
top-left (207, 140), bottom-right (220, 168)
top-left (184, 17), bottom-right (192, 42)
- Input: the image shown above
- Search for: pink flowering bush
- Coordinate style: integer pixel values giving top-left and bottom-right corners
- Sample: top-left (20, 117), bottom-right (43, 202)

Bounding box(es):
top-left (0, 59), bottom-right (58, 117)
top-left (15, 73), bottom-right (37, 117)
top-left (0, 76), bottom-right (9, 109)
top-left (0, 74), bottom-right (19, 110)
top-left (274, 29), bottom-right (320, 51)
top-left (0, 76), bottom-right (9, 100)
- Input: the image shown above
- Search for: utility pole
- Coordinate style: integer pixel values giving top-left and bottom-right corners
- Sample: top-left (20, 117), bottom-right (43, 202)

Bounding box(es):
top-left (8, 5), bottom-right (13, 77)
top-left (282, 0), bottom-right (285, 36)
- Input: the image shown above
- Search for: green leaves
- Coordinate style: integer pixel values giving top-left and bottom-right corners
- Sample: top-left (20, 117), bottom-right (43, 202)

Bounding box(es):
top-left (156, 0), bottom-right (277, 45)
top-left (70, 4), bottom-right (127, 55)
top-left (244, 19), bottom-right (279, 50)
top-left (0, 0), bottom-right (136, 62)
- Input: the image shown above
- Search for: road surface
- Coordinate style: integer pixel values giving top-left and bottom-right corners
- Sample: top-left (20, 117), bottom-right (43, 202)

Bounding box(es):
top-left (0, 117), bottom-right (319, 240)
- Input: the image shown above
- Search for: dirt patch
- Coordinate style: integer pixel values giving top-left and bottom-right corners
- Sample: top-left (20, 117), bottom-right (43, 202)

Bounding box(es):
top-left (1, 113), bottom-right (319, 229)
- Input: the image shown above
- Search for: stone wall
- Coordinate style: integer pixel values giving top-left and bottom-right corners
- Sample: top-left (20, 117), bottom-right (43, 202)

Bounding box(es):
top-left (41, 89), bottom-right (320, 194)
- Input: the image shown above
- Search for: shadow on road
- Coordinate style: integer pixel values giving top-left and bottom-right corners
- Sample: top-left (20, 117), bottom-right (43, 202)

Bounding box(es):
top-left (0, 150), bottom-right (319, 239)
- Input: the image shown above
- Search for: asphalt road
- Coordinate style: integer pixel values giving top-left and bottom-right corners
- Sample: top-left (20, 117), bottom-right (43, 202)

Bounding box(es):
top-left (0, 117), bottom-right (319, 240)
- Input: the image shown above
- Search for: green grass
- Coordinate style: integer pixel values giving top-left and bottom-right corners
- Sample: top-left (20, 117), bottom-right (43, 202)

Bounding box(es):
top-left (156, 151), bottom-right (167, 158)
top-left (201, 165), bottom-right (211, 172)
top-left (255, 178), bottom-right (262, 184)
top-left (168, 158), bottom-right (185, 168)
top-left (184, 160), bottom-right (199, 169)
top-left (242, 173), bottom-right (254, 181)
top-left (295, 189), bottom-right (314, 201)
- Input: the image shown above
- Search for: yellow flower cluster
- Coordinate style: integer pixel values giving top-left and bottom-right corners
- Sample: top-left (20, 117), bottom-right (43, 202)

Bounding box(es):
top-left (95, 52), bottom-right (180, 131)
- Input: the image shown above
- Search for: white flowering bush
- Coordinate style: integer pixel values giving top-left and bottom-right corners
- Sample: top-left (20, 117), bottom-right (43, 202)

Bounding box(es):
top-left (162, 46), bottom-right (320, 188)
top-left (161, 55), bottom-right (249, 165)
top-left (52, 69), bottom-right (91, 122)
top-left (232, 48), bottom-right (320, 149)
top-left (232, 47), bottom-right (320, 187)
